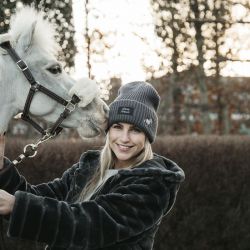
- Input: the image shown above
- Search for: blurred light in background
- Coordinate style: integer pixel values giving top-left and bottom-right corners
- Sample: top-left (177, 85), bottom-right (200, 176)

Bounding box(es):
top-left (72, 0), bottom-right (250, 82)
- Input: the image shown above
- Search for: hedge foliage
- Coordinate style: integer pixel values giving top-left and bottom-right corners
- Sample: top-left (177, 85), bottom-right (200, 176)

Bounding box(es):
top-left (1, 135), bottom-right (250, 250)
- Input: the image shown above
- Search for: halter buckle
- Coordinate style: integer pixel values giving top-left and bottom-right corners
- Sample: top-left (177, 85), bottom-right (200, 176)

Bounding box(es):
top-left (17, 60), bottom-right (28, 71)
top-left (65, 101), bottom-right (76, 112)
top-left (31, 83), bottom-right (40, 92)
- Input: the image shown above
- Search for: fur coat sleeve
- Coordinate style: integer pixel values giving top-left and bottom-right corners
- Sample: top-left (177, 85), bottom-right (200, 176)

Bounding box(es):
top-left (7, 173), bottom-right (171, 249)
top-left (0, 156), bottom-right (82, 200)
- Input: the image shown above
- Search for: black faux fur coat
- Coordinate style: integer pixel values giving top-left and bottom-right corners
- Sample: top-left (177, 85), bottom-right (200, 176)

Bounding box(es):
top-left (0, 150), bottom-right (185, 250)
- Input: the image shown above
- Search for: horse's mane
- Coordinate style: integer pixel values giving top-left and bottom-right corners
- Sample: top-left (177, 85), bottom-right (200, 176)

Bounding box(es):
top-left (9, 6), bottom-right (60, 55)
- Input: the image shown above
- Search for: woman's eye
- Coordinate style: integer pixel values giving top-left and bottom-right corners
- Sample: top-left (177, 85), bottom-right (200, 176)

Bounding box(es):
top-left (112, 124), bottom-right (122, 129)
top-left (47, 64), bottom-right (62, 75)
top-left (131, 127), bottom-right (142, 133)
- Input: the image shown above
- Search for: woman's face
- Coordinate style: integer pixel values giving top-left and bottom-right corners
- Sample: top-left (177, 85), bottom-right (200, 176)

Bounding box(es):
top-left (109, 122), bottom-right (146, 169)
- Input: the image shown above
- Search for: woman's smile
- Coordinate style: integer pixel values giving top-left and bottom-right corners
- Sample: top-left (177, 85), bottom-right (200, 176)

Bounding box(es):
top-left (116, 143), bottom-right (134, 151)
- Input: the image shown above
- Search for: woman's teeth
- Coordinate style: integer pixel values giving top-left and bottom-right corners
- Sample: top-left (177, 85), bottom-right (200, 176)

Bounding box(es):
top-left (118, 144), bottom-right (132, 150)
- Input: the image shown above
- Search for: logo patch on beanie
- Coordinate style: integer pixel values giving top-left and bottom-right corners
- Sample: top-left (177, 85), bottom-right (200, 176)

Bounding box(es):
top-left (144, 118), bottom-right (153, 126)
top-left (118, 107), bottom-right (134, 115)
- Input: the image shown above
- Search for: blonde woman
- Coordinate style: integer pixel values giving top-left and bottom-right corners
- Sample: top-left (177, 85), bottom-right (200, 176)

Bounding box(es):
top-left (0, 81), bottom-right (185, 250)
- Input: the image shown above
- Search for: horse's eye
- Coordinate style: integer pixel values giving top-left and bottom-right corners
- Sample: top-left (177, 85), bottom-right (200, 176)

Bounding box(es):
top-left (47, 64), bottom-right (62, 75)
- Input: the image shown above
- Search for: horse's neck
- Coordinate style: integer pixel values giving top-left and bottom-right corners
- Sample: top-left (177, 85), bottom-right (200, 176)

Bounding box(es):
top-left (0, 134), bottom-right (5, 169)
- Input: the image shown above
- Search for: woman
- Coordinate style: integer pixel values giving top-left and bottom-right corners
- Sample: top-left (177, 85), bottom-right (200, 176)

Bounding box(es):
top-left (0, 81), bottom-right (185, 250)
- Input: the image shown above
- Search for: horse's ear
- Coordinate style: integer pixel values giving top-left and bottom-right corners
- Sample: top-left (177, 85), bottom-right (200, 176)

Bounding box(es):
top-left (17, 20), bottom-right (37, 53)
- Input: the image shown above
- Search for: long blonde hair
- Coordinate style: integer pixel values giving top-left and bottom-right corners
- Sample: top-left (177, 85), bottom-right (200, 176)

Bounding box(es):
top-left (77, 133), bottom-right (153, 202)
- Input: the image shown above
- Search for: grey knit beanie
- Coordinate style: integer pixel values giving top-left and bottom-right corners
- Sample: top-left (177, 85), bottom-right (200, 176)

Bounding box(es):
top-left (108, 81), bottom-right (160, 143)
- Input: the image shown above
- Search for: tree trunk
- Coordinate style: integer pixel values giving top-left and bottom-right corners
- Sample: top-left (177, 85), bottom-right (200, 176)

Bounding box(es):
top-left (170, 4), bottom-right (182, 134)
top-left (184, 95), bottom-right (192, 133)
top-left (196, 67), bottom-right (211, 134)
top-left (190, 0), bottom-right (211, 134)
top-left (85, 0), bottom-right (92, 79)
top-left (222, 105), bottom-right (230, 134)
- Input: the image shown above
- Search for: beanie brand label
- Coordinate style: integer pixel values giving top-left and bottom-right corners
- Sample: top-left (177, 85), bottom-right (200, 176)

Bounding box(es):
top-left (144, 118), bottom-right (153, 126)
top-left (118, 107), bottom-right (134, 115)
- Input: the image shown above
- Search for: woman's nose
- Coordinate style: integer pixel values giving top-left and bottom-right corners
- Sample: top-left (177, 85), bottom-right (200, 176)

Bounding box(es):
top-left (120, 130), bottom-right (130, 142)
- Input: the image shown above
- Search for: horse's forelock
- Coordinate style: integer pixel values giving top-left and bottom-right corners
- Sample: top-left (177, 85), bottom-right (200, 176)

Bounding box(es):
top-left (9, 6), bottom-right (59, 56)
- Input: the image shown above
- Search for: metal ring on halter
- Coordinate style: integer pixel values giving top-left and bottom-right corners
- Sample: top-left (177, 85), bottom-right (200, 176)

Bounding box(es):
top-left (65, 101), bottom-right (76, 112)
top-left (23, 144), bottom-right (38, 158)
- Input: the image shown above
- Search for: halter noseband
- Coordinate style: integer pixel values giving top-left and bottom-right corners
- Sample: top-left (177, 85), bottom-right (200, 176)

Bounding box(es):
top-left (0, 41), bottom-right (80, 136)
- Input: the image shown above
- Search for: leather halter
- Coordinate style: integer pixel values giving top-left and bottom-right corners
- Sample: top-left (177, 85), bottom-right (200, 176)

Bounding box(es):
top-left (0, 41), bottom-right (80, 136)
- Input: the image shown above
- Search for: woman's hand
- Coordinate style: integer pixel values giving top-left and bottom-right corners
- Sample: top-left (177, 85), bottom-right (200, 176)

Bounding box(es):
top-left (0, 134), bottom-right (5, 170)
top-left (0, 189), bottom-right (15, 215)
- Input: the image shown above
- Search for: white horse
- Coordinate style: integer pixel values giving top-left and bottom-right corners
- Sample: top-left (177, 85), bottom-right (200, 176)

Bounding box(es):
top-left (0, 6), bottom-right (108, 138)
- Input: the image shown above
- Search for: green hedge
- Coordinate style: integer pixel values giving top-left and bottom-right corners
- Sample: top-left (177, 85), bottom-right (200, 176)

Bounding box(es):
top-left (2, 136), bottom-right (250, 250)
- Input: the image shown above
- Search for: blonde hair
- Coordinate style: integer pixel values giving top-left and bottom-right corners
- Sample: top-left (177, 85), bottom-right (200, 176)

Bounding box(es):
top-left (77, 133), bottom-right (153, 202)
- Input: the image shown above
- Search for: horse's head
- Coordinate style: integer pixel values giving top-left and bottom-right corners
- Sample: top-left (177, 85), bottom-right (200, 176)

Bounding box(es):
top-left (0, 6), bottom-right (109, 138)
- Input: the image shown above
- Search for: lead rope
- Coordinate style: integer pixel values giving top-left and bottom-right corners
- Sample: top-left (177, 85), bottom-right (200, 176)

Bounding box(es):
top-left (12, 132), bottom-right (56, 166)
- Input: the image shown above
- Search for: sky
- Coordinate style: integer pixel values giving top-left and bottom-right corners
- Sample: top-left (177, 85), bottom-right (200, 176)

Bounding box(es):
top-left (72, 0), bottom-right (161, 83)
top-left (72, 0), bottom-right (250, 82)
